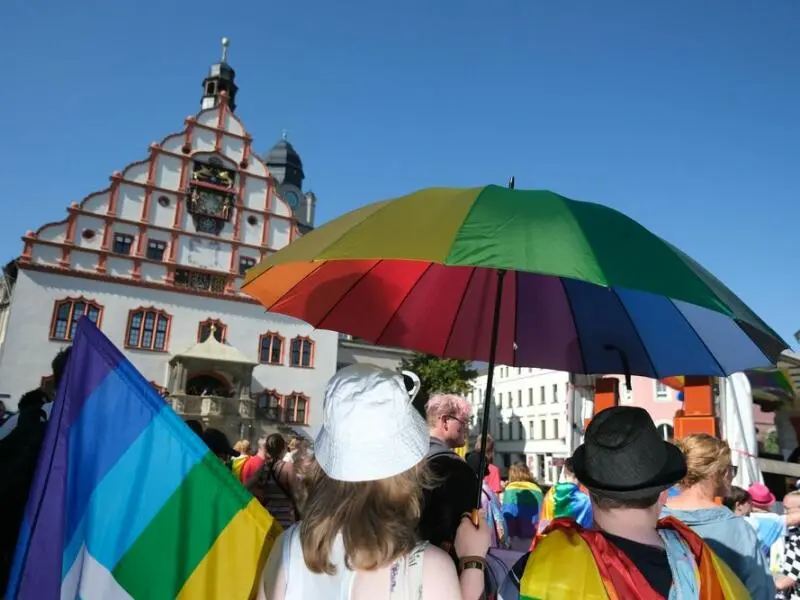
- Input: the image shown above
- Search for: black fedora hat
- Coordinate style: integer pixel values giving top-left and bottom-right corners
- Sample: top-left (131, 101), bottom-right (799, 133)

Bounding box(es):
top-left (572, 406), bottom-right (686, 501)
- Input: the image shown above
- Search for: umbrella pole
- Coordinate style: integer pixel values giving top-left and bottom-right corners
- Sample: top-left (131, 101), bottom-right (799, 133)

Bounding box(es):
top-left (473, 268), bottom-right (507, 521)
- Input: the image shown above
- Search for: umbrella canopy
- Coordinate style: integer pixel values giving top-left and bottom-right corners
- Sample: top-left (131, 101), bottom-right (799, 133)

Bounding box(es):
top-left (243, 186), bottom-right (786, 378)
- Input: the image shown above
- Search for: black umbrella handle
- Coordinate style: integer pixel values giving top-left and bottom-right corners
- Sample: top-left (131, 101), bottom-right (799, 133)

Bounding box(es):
top-left (475, 269), bottom-right (507, 512)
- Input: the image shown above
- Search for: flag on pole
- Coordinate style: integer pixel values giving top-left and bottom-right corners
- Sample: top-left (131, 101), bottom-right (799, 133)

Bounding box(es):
top-left (6, 318), bottom-right (280, 600)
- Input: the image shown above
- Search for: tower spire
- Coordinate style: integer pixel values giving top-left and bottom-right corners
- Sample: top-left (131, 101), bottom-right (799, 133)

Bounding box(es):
top-left (200, 37), bottom-right (238, 112)
top-left (221, 37), bottom-right (230, 63)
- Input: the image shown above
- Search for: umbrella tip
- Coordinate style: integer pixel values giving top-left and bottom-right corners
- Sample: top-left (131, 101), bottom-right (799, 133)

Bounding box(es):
top-left (507, 176), bottom-right (515, 190)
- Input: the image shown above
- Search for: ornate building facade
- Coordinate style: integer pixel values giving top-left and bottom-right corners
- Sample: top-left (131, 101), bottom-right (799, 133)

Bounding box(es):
top-left (0, 40), bottom-right (335, 440)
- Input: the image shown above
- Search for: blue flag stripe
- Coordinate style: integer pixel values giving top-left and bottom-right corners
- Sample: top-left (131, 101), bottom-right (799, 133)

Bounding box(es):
top-left (63, 360), bottom-right (162, 547)
top-left (62, 403), bottom-right (207, 576)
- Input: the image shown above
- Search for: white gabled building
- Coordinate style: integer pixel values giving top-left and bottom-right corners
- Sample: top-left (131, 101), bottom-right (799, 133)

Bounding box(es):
top-left (0, 40), bottom-right (337, 440)
top-left (468, 365), bottom-right (572, 484)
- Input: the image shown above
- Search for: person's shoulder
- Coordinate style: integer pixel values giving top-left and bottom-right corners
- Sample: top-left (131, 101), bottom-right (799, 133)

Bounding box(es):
top-left (420, 545), bottom-right (460, 598)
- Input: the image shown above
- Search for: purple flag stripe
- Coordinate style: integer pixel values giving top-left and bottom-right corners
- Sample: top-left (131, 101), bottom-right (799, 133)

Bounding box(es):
top-left (6, 319), bottom-right (121, 600)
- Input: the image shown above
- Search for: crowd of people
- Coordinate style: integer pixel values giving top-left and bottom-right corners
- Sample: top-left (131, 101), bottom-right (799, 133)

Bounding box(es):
top-left (7, 350), bottom-right (800, 598)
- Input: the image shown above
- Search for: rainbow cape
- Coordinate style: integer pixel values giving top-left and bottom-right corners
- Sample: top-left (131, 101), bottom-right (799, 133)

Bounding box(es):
top-left (6, 319), bottom-right (280, 599)
top-left (520, 518), bottom-right (748, 599)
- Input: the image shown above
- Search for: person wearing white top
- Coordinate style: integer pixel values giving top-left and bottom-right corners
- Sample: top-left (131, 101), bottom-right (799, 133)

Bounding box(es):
top-left (258, 365), bottom-right (490, 600)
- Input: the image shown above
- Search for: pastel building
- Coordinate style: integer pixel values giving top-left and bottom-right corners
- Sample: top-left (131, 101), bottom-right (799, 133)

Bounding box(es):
top-left (0, 40), bottom-right (337, 440)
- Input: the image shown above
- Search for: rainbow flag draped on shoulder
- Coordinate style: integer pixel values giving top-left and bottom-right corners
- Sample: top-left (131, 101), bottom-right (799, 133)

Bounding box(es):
top-left (6, 319), bottom-right (280, 600)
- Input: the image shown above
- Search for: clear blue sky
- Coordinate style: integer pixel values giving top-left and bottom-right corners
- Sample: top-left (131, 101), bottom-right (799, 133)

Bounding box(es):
top-left (3, 1), bottom-right (799, 344)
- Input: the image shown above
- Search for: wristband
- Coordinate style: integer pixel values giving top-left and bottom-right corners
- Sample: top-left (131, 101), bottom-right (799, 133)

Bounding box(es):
top-left (458, 556), bottom-right (486, 572)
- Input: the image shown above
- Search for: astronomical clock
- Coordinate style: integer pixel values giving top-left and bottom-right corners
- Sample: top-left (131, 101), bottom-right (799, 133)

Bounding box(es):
top-left (187, 157), bottom-right (236, 235)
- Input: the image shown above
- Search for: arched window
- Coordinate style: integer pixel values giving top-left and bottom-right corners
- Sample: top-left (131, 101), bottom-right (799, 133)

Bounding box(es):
top-left (284, 392), bottom-right (309, 425)
top-left (125, 307), bottom-right (171, 351)
top-left (50, 297), bottom-right (103, 341)
top-left (259, 332), bottom-right (284, 364)
top-left (290, 336), bottom-right (315, 368)
top-left (256, 389), bottom-right (282, 421)
top-left (197, 318), bottom-right (226, 343)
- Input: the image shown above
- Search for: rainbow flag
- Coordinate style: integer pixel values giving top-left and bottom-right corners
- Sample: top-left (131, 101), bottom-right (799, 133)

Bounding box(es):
top-left (6, 319), bottom-right (280, 599)
top-left (537, 483), bottom-right (593, 534)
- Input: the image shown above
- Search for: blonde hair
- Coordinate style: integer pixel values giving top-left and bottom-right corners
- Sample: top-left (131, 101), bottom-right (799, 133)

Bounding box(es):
top-left (233, 439), bottom-right (251, 455)
top-left (300, 462), bottom-right (432, 574)
top-left (509, 462), bottom-right (534, 483)
top-left (474, 434), bottom-right (494, 453)
top-left (676, 434), bottom-right (731, 489)
top-left (424, 393), bottom-right (471, 427)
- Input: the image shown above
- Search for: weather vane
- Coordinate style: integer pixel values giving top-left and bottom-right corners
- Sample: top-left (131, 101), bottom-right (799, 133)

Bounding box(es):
top-left (221, 37), bottom-right (230, 63)
top-left (281, 128), bottom-right (289, 141)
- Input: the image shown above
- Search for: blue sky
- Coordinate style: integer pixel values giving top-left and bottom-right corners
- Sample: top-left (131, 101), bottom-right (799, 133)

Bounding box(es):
top-left (3, 0), bottom-right (799, 344)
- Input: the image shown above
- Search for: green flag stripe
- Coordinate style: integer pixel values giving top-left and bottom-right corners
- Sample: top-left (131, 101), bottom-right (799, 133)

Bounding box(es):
top-left (112, 453), bottom-right (250, 598)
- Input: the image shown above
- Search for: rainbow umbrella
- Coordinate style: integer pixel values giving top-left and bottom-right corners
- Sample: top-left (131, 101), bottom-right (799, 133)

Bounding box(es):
top-left (242, 185), bottom-right (787, 505)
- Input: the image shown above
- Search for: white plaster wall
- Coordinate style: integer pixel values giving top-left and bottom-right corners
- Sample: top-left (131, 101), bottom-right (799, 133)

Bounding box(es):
top-left (82, 191), bottom-right (109, 214)
top-left (243, 177), bottom-right (268, 211)
top-left (0, 270), bottom-right (337, 436)
top-left (74, 215), bottom-right (105, 250)
top-left (37, 221), bottom-right (67, 243)
top-left (154, 154), bottom-right (182, 192)
top-left (151, 193), bottom-right (178, 228)
top-left (178, 236), bottom-right (231, 272)
top-left (336, 342), bottom-right (413, 372)
top-left (193, 128), bottom-right (216, 153)
top-left (124, 161), bottom-right (149, 184)
top-left (31, 245), bottom-right (61, 265)
top-left (117, 183), bottom-right (144, 221)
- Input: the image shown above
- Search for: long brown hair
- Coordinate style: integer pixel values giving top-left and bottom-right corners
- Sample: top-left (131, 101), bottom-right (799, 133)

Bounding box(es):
top-left (299, 461), bottom-right (432, 574)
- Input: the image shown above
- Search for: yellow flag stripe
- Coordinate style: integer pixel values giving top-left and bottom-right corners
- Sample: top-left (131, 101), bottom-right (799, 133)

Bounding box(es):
top-left (176, 499), bottom-right (282, 600)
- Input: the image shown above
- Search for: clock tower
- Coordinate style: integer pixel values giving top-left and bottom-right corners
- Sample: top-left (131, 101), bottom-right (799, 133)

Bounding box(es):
top-left (263, 132), bottom-right (314, 232)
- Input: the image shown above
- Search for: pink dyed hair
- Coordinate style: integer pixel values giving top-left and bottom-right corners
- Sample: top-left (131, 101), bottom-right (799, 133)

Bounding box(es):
top-left (425, 393), bottom-right (472, 426)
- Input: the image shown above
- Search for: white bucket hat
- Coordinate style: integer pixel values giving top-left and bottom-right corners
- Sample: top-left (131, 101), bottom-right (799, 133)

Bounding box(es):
top-left (314, 364), bottom-right (429, 482)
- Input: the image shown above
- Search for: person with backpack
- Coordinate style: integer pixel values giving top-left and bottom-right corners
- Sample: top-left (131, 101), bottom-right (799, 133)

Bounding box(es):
top-left (245, 433), bottom-right (298, 528)
top-left (418, 392), bottom-right (478, 555)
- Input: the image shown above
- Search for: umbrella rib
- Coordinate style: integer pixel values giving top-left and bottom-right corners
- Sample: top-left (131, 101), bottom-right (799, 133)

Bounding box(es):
top-left (315, 260), bottom-right (384, 332)
top-left (440, 267), bottom-right (479, 358)
top-left (667, 297), bottom-right (727, 377)
top-left (373, 262), bottom-right (435, 347)
top-left (558, 277), bottom-right (588, 374)
top-left (609, 288), bottom-right (659, 380)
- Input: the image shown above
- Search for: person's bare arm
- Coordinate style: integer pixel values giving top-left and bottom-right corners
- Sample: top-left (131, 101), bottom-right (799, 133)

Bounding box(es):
top-left (256, 533), bottom-right (286, 600)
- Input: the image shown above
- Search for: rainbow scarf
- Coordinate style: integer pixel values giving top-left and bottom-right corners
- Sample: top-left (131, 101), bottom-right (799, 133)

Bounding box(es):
top-left (6, 319), bottom-right (281, 599)
top-left (537, 482), bottom-right (593, 534)
top-left (502, 481), bottom-right (543, 539)
top-left (520, 517), bottom-right (748, 599)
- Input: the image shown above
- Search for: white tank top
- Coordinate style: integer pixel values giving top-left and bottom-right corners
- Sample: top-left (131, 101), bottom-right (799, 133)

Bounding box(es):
top-left (283, 525), bottom-right (427, 600)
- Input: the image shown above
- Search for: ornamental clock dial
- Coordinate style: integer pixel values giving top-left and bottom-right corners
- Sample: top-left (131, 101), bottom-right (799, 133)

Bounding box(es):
top-left (284, 190), bottom-right (300, 209)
